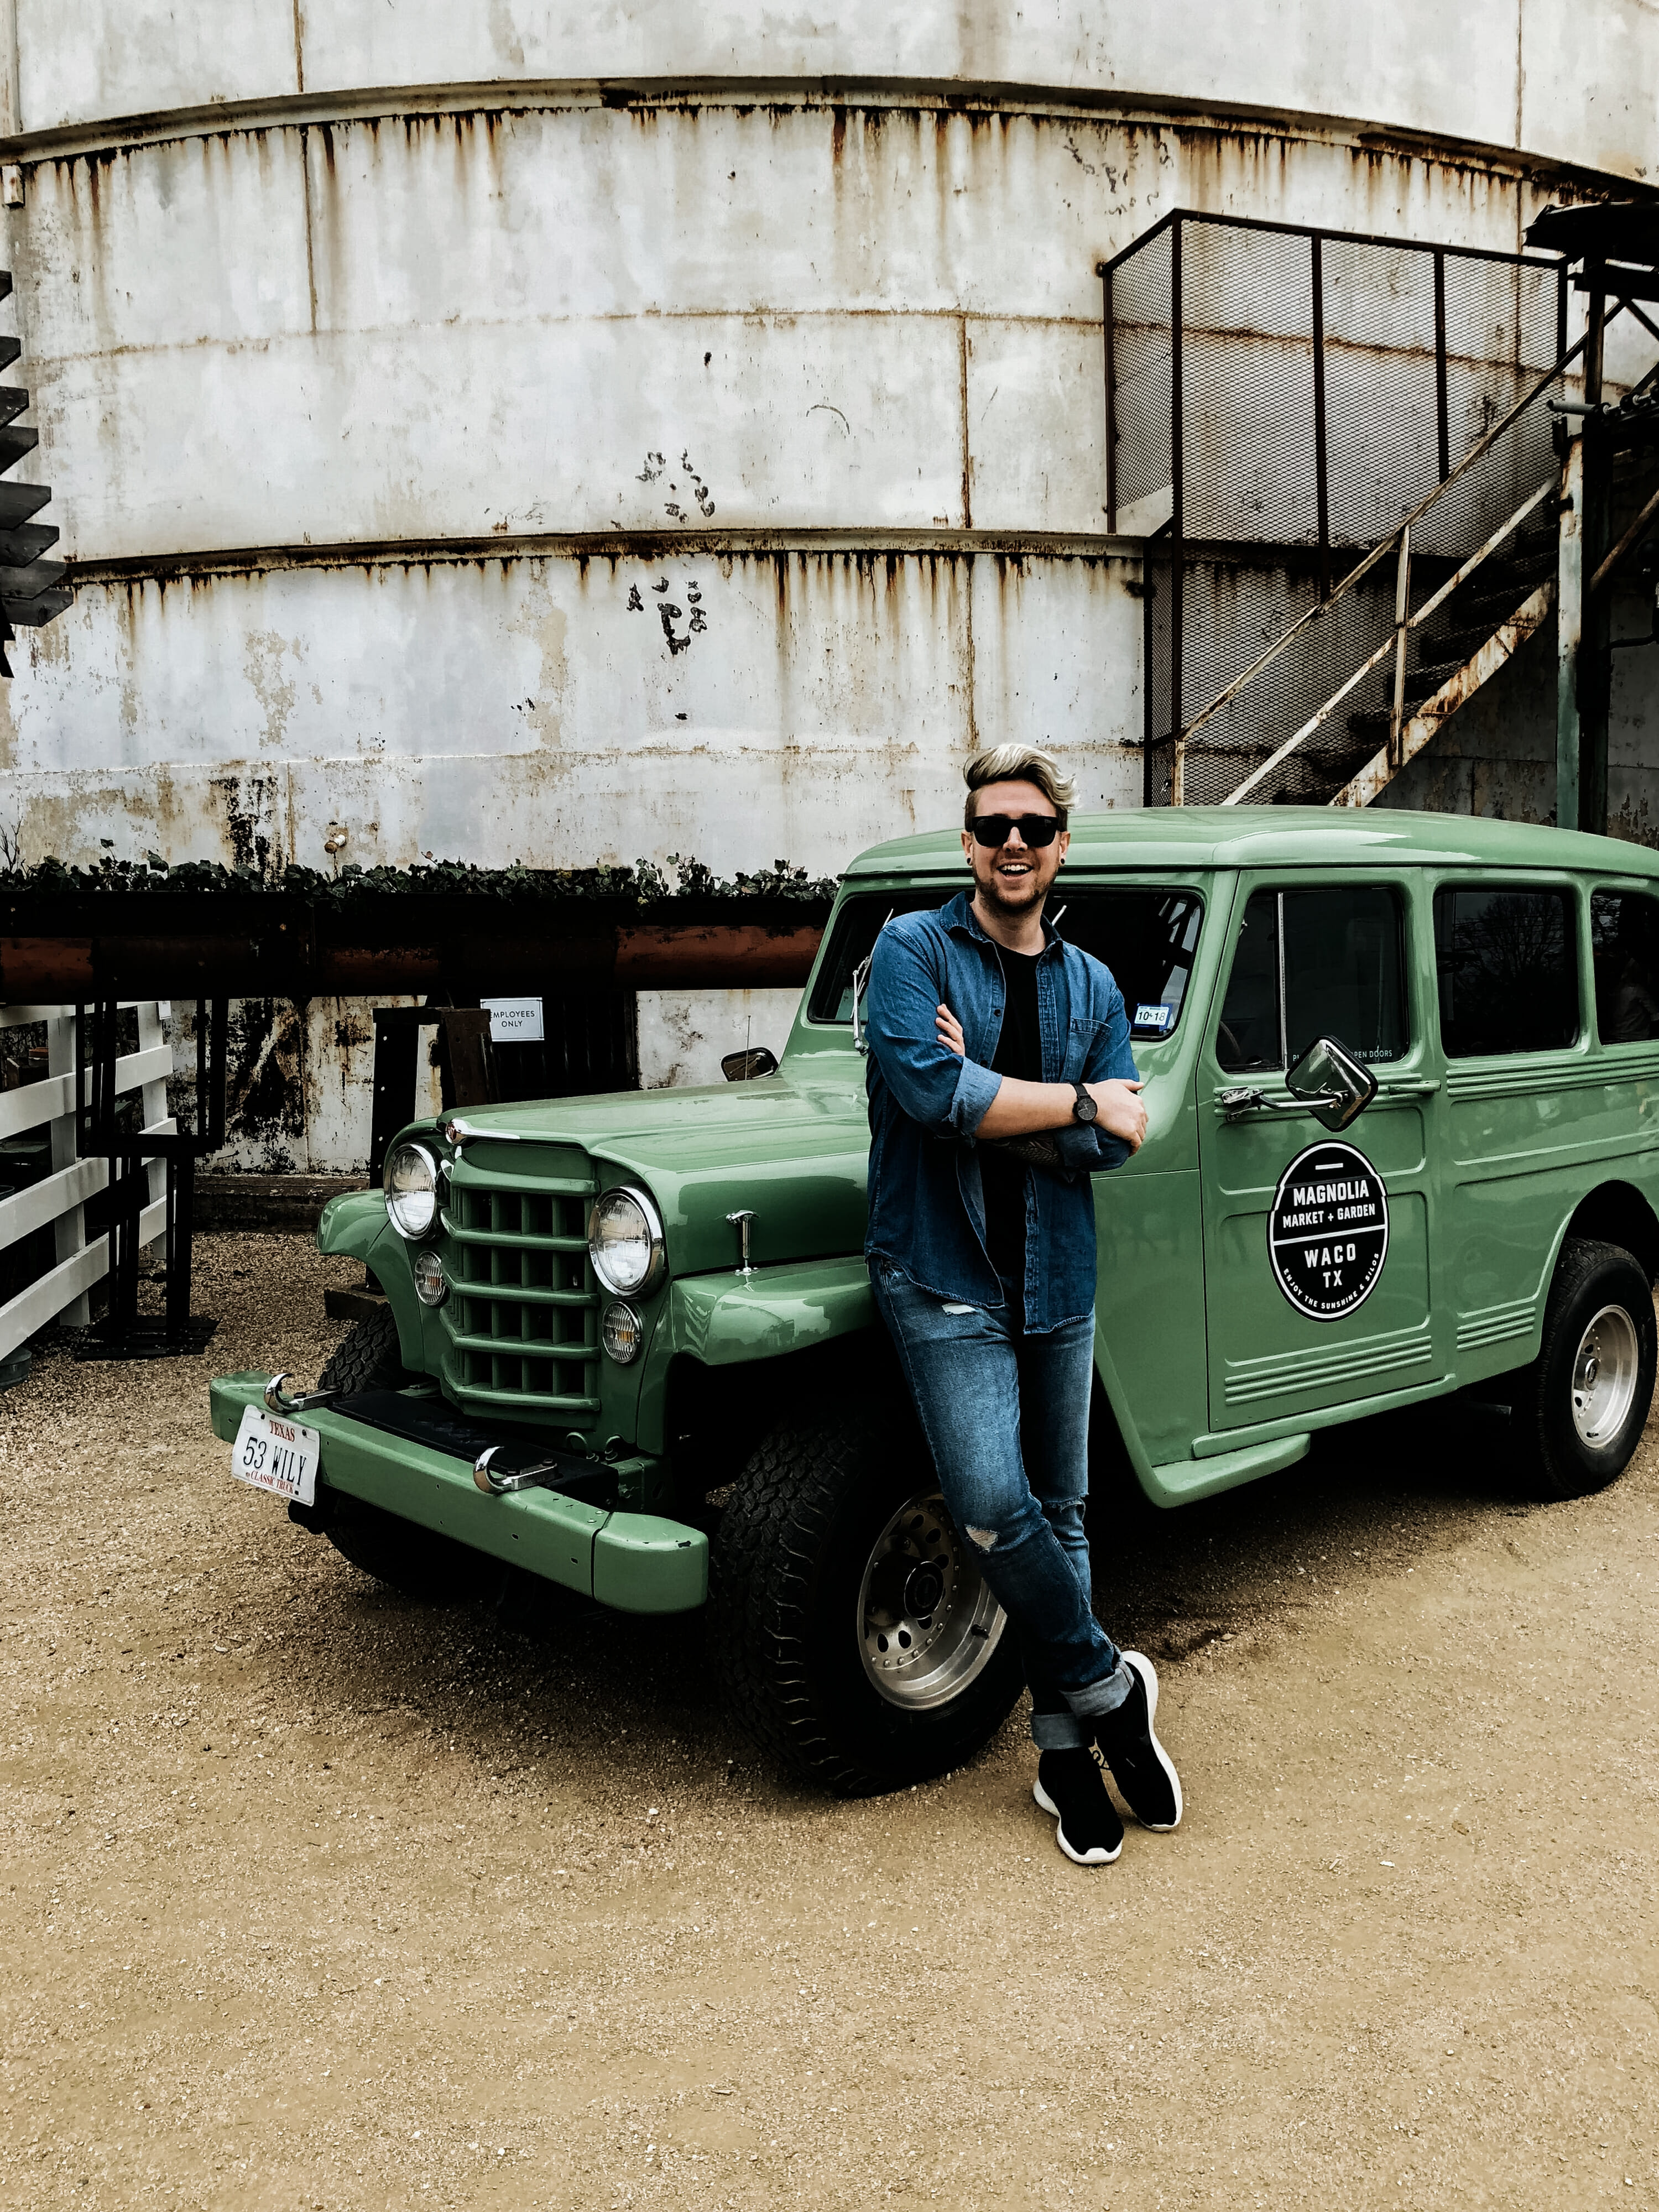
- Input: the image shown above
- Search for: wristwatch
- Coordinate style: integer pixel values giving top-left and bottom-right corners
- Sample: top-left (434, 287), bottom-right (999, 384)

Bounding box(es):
top-left (1071, 1081), bottom-right (1098, 1126)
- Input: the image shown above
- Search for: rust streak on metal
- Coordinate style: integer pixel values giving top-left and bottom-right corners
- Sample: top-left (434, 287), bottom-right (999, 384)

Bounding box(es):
top-left (1590, 478), bottom-right (1659, 598)
top-left (615, 924), bottom-right (822, 988)
top-left (0, 905), bottom-right (826, 998)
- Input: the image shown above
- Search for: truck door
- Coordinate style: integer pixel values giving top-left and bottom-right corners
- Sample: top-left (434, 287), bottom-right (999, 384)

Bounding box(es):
top-left (1198, 874), bottom-right (1442, 1436)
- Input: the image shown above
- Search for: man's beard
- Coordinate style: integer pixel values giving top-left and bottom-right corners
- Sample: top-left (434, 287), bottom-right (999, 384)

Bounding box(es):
top-left (976, 864), bottom-right (1050, 916)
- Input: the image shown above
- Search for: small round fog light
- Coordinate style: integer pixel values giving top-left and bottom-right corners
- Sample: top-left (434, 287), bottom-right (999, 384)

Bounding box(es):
top-left (601, 1301), bottom-right (644, 1364)
top-left (412, 1247), bottom-right (447, 1306)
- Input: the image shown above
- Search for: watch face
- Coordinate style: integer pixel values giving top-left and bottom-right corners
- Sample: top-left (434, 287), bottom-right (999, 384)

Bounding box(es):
top-left (1074, 1090), bottom-right (1098, 1123)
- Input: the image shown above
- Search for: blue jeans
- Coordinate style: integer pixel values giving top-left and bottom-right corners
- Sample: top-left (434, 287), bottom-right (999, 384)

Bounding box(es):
top-left (870, 1261), bottom-right (1132, 1750)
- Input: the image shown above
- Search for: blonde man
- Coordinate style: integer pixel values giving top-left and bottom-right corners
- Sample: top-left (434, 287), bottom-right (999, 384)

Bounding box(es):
top-left (862, 745), bottom-right (1182, 1864)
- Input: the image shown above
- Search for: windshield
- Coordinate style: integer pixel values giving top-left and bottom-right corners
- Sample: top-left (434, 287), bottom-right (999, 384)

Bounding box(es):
top-left (807, 888), bottom-right (1204, 1040)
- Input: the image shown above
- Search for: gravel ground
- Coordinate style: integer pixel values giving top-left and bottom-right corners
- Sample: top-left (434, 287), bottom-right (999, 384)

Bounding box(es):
top-left (2, 1232), bottom-right (1656, 2209)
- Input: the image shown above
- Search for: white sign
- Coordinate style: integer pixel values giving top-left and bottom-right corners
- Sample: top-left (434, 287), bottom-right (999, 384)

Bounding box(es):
top-left (230, 1404), bottom-right (320, 1507)
top-left (481, 996), bottom-right (545, 1044)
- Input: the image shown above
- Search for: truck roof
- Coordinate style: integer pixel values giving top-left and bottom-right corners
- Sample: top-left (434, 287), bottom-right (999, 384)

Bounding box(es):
top-left (843, 805), bottom-right (1659, 880)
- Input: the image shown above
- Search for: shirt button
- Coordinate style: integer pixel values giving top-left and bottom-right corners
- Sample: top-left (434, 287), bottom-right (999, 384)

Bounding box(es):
top-left (992, 1005), bottom-right (1003, 1014)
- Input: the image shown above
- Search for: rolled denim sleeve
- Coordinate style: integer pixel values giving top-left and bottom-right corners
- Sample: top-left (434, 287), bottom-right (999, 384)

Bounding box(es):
top-left (1052, 970), bottom-right (1140, 1175)
top-left (866, 922), bottom-right (1002, 1138)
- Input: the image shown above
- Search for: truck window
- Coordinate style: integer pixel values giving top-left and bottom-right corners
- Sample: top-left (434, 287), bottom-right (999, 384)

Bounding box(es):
top-left (808, 888), bottom-right (1204, 1039)
top-left (1433, 886), bottom-right (1579, 1057)
top-left (1215, 885), bottom-right (1407, 1072)
top-left (1591, 889), bottom-right (1659, 1043)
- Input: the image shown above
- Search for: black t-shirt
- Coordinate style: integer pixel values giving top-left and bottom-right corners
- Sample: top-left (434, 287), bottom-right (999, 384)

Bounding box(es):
top-left (980, 945), bottom-right (1043, 1283)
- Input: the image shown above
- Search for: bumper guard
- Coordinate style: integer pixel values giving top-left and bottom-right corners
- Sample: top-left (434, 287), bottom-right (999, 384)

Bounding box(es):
top-left (209, 1372), bottom-right (706, 1614)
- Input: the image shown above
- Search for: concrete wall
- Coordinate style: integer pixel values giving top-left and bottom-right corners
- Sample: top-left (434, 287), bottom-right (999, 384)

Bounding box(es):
top-left (11, 2), bottom-right (1657, 186)
top-left (0, 4), bottom-right (1655, 1162)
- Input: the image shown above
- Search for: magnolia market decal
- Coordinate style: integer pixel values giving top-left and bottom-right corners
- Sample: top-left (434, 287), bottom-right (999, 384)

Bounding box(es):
top-left (1267, 1139), bottom-right (1389, 1322)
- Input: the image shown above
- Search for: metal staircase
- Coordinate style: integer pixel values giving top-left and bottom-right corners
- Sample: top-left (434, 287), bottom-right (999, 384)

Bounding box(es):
top-left (1101, 205), bottom-right (1659, 824)
top-left (1334, 523), bottom-right (1558, 804)
top-left (1218, 473), bottom-right (1567, 811)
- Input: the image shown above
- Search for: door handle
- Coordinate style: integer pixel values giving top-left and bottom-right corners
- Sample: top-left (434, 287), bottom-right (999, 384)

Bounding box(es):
top-left (1373, 1077), bottom-right (1441, 1099)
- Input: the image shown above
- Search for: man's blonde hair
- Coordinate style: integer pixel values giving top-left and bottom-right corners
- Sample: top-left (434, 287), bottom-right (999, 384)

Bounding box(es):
top-left (963, 744), bottom-right (1076, 828)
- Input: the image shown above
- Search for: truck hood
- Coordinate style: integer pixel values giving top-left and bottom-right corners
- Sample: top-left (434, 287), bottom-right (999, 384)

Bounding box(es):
top-left (444, 1070), bottom-right (871, 1277)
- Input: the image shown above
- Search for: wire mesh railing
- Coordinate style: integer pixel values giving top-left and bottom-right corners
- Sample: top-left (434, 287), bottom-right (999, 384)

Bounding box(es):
top-left (1101, 212), bottom-right (1571, 805)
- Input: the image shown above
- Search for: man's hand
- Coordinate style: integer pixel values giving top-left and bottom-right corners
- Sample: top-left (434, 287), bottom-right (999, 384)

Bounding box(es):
top-left (1087, 1078), bottom-right (1147, 1152)
top-left (937, 1001), bottom-right (1149, 1152)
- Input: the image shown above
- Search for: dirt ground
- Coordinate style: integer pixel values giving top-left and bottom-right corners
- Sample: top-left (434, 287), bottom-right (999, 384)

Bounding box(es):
top-left (1, 1232), bottom-right (1656, 2210)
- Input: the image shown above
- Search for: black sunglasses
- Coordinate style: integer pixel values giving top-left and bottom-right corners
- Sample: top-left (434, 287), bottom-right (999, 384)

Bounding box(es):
top-left (970, 812), bottom-right (1063, 850)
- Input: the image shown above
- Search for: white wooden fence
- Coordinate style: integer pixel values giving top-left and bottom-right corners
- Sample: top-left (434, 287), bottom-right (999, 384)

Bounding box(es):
top-left (0, 1003), bottom-right (173, 1360)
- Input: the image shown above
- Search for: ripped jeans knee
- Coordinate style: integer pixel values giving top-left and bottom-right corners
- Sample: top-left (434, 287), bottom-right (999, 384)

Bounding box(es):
top-left (951, 1491), bottom-right (1051, 1565)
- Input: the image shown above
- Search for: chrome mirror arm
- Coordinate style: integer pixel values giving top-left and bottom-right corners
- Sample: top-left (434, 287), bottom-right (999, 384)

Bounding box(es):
top-left (263, 1373), bottom-right (340, 1415)
top-left (849, 908), bottom-right (896, 1057)
top-left (851, 957), bottom-right (873, 1055)
top-left (1214, 1086), bottom-right (1343, 1122)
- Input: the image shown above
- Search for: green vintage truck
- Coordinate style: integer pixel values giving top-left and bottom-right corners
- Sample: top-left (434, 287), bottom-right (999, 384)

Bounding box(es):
top-left (211, 808), bottom-right (1659, 1792)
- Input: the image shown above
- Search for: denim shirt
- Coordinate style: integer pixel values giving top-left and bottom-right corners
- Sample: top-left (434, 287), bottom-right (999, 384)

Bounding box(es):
top-left (863, 889), bottom-right (1140, 1332)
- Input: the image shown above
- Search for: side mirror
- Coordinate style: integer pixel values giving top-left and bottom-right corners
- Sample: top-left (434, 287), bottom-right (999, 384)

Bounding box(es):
top-left (721, 1047), bottom-right (779, 1083)
top-left (1285, 1035), bottom-right (1378, 1131)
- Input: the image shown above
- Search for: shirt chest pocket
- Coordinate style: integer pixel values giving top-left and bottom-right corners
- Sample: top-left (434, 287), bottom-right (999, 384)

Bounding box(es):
top-left (1063, 1015), bottom-right (1104, 1083)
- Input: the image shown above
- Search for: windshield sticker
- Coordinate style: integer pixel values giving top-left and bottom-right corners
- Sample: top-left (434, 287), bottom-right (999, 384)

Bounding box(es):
top-left (1267, 1139), bottom-right (1389, 1322)
top-left (1133, 1003), bottom-right (1175, 1034)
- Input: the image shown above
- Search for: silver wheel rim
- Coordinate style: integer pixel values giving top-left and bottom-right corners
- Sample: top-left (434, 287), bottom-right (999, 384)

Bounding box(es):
top-left (1571, 1303), bottom-right (1641, 1447)
top-left (856, 1489), bottom-right (1006, 1710)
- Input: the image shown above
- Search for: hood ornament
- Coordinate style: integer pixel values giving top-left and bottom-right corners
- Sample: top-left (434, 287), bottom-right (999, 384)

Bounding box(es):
top-left (438, 1114), bottom-right (521, 1147)
top-left (726, 1209), bottom-right (757, 1279)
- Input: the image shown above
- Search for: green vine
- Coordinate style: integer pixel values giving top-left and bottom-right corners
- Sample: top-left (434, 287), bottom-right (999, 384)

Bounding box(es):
top-left (6, 848), bottom-right (839, 908)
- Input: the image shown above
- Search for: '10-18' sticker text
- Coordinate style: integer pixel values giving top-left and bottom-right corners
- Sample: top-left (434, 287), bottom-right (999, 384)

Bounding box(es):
top-left (1267, 1139), bottom-right (1389, 1321)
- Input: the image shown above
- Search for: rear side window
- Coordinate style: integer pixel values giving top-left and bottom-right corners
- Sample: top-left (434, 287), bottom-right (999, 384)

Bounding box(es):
top-left (1592, 889), bottom-right (1659, 1044)
top-left (1433, 886), bottom-right (1579, 1057)
top-left (1215, 885), bottom-right (1408, 1072)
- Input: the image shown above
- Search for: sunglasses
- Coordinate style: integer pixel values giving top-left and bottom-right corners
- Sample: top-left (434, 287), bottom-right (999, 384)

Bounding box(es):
top-left (969, 812), bottom-right (1063, 850)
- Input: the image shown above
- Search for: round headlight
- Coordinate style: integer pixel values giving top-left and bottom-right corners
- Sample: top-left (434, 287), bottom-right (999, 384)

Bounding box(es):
top-left (587, 1185), bottom-right (666, 1297)
top-left (411, 1247), bottom-right (447, 1306)
top-left (384, 1141), bottom-right (439, 1240)
top-left (601, 1301), bottom-right (644, 1364)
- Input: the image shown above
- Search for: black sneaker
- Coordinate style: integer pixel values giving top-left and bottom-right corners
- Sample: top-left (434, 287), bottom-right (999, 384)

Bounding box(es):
top-left (1094, 1651), bottom-right (1182, 1831)
top-left (1032, 1747), bottom-right (1124, 1866)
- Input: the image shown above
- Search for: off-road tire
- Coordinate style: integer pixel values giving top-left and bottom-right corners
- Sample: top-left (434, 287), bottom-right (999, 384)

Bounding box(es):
top-left (317, 1307), bottom-right (415, 1398)
top-left (711, 1405), bottom-right (1024, 1796)
top-left (1506, 1238), bottom-right (1657, 1501)
top-left (312, 1311), bottom-right (489, 1601)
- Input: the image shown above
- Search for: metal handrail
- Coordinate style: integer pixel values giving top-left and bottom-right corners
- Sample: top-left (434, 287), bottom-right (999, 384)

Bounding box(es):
top-left (1171, 309), bottom-right (1613, 802)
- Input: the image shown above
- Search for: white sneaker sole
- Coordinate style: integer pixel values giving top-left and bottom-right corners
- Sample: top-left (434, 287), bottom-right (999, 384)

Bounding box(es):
top-left (1118, 1650), bottom-right (1184, 1832)
top-left (1032, 1780), bottom-right (1123, 1865)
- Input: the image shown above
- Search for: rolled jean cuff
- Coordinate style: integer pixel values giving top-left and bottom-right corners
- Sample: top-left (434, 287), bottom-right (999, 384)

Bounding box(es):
top-left (1030, 1708), bottom-right (1091, 1751)
top-left (1065, 1660), bottom-right (1134, 1721)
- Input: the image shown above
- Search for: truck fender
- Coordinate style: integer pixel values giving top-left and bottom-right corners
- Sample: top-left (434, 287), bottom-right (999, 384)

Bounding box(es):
top-left (316, 1188), bottom-right (424, 1371)
top-left (667, 1255), bottom-right (876, 1366)
top-left (318, 1188), bottom-right (392, 1262)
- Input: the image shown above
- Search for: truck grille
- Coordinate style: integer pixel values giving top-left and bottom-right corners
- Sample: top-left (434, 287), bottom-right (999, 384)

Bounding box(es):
top-left (439, 1155), bottom-right (599, 1417)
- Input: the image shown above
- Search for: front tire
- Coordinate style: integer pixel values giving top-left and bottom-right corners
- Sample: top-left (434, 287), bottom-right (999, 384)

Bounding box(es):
top-left (711, 1406), bottom-right (1023, 1795)
top-left (313, 1310), bottom-right (490, 1601)
top-left (1507, 1238), bottom-right (1656, 1501)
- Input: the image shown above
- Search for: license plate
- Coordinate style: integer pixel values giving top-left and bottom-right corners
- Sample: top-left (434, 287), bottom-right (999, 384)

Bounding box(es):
top-left (230, 1403), bottom-right (321, 1507)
